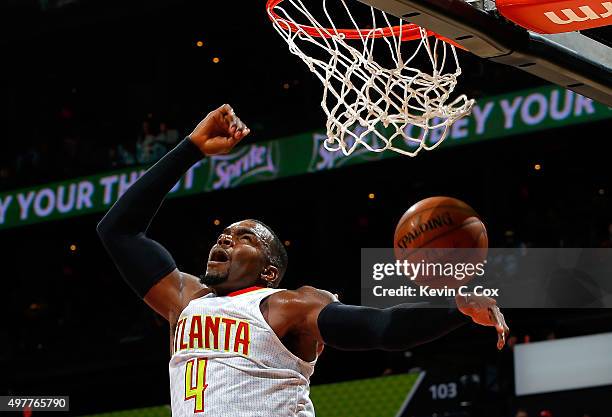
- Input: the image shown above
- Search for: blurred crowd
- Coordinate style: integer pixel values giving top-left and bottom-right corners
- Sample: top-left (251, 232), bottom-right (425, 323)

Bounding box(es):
top-left (109, 119), bottom-right (180, 168)
top-left (0, 111), bottom-right (180, 190)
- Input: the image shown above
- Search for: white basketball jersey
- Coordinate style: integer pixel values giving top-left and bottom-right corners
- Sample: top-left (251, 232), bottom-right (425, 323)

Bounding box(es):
top-left (169, 286), bottom-right (317, 417)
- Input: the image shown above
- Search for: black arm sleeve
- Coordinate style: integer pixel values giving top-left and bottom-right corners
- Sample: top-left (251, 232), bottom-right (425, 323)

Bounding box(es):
top-left (317, 301), bottom-right (470, 351)
top-left (96, 138), bottom-right (204, 297)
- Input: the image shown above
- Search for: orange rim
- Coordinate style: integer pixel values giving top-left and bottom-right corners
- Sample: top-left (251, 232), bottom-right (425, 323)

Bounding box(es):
top-left (266, 0), bottom-right (462, 47)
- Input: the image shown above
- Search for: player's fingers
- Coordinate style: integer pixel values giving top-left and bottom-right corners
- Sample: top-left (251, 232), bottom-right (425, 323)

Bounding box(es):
top-left (491, 307), bottom-right (507, 349)
top-left (487, 307), bottom-right (502, 331)
top-left (225, 113), bottom-right (237, 132)
top-left (233, 115), bottom-right (247, 131)
top-left (217, 104), bottom-right (233, 123)
top-left (228, 128), bottom-right (250, 147)
top-left (499, 312), bottom-right (510, 340)
top-left (494, 307), bottom-right (508, 332)
top-left (219, 105), bottom-right (238, 131)
top-left (231, 116), bottom-right (249, 139)
top-left (497, 327), bottom-right (506, 350)
top-left (218, 103), bottom-right (233, 116)
top-left (233, 124), bottom-right (250, 138)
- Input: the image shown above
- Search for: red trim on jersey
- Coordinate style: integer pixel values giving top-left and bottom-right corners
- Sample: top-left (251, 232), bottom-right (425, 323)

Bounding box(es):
top-left (227, 286), bottom-right (265, 297)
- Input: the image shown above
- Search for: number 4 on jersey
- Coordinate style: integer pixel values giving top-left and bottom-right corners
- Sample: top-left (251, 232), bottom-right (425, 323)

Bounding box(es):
top-left (185, 358), bottom-right (209, 412)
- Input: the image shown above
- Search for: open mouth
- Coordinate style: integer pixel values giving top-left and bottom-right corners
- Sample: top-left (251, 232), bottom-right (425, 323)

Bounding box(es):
top-left (209, 248), bottom-right (229, 263)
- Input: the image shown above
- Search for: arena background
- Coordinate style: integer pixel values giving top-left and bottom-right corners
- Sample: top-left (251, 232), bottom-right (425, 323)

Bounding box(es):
top-left (1, 1), bottom-right (611, 417)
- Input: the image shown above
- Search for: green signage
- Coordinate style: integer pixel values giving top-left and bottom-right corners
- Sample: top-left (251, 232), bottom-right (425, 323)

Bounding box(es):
top-left (0, 86), bottom-right (610, 231)
top-left (80, 372), bottom-right (420, 417)
top-left (310, 372), bottom-right (419, 417)
top-left (81, 405), bottom-right (171, 417)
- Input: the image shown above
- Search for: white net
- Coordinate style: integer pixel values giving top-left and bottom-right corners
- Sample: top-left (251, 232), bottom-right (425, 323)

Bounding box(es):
top-left (268, 0), bottom-right (475, 156)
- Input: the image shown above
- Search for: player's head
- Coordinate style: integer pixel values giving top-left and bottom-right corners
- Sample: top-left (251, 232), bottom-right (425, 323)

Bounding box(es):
top-left (201, 219), bottom-right (288, 293)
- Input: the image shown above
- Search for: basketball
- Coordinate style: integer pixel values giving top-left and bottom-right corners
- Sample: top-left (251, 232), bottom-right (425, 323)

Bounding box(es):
top-left (393, 196), bottom-right (488, 288)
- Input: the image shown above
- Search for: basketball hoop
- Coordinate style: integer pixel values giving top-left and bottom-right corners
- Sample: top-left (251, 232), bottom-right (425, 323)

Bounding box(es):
top-left (267, 0), bottom-right (475, 156)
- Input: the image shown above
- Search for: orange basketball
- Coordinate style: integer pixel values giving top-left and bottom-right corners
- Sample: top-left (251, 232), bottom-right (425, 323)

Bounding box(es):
top-left (393, 196), bottom-right (488, 288)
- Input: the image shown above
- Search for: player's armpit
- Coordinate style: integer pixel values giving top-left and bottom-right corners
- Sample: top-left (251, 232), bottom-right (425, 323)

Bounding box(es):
top-left (144, 270), bottom-right (210, 322)
top-left (263, 286), bottom-right (338, 343)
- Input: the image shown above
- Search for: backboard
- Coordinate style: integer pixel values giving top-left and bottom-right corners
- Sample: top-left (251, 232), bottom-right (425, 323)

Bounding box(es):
top-left (358, 0), bottom-right (612, 106)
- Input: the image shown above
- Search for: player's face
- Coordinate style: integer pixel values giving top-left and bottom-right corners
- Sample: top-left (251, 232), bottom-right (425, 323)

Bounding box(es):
top-left (201, 220), bottom-right (273, 292)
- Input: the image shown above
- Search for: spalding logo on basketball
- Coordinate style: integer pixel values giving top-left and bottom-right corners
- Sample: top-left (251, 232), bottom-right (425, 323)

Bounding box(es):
top-left (393, 196), bottom-right (488, 289)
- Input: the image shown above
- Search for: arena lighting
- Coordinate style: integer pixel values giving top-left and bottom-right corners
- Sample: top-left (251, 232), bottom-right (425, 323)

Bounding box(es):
top-left (283, 83), bottom-right (290, 90)
top-left (534, 163), bottom-right (542, 171)
top-left (213, 219), bottom-right (221, 226)
top-left (368, 193), bottom-right (375, 200)
top-left (196, 41), bottom-right (204, 47)
top-left (283, 240), bottom-right (291, 247)
top-left (69, 244), bottom-right (77, 252)
top-left (212, 57), bottom-right (220, 63)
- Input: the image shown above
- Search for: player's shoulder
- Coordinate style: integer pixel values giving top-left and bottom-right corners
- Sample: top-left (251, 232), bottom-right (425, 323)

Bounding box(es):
top-left (270, 285), bottom-right (338, 307)
top-left (181, 272), bottom-right (213, 299)
top-left (294, 285), bottom-right (338, 301)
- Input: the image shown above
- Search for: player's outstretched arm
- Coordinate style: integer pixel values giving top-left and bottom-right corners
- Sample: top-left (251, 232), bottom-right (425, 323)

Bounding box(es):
top-left (97, 104), bottom-right (249, 322)
top-left (272, 287), bottom-right (509, 352)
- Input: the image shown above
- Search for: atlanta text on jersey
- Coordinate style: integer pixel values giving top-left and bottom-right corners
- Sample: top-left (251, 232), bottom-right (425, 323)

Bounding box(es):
top-left (173, 314), bottom-right (251, 356)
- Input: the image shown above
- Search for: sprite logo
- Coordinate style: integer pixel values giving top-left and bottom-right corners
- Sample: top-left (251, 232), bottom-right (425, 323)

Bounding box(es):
top-left (208, 143), bottom-right (278, 190)
top-left (307, 128), bottom-right (386, 172)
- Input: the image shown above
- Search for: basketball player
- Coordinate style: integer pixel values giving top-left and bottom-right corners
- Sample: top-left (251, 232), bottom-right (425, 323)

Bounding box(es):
top-left (97, 104), bottom-right (509, 416)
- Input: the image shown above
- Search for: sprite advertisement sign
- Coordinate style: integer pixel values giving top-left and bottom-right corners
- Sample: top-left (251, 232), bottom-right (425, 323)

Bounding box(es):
top-left (0, 85), bottom-right (610, 231)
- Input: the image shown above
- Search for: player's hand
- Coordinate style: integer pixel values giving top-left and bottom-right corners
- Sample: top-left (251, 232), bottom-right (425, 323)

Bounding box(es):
top-left (188, 104), bottom-right (250, 156)
top-left (455, 294), bottom-right (510, 350)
